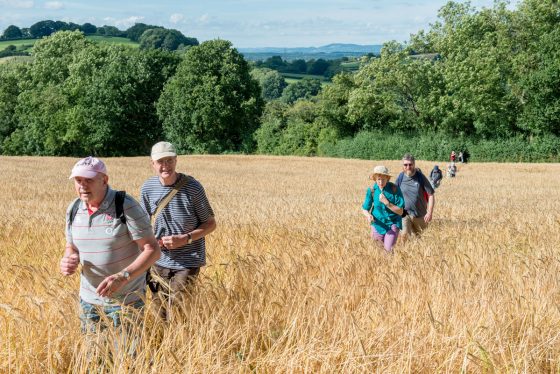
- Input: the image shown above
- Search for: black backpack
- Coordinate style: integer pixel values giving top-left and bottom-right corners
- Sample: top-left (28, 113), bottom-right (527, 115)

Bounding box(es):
top-left (68, 191), bottom-right (127, 226)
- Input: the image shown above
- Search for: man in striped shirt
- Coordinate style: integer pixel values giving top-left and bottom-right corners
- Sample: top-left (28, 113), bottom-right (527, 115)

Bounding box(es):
top-left (60, 156), bottom-right (160, 331)
top-left (140, 141), bottom-right (217, 320)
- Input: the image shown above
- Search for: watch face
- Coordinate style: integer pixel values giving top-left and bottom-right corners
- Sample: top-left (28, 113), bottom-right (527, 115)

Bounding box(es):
top-left (122, 271), bottom-right (130, 279)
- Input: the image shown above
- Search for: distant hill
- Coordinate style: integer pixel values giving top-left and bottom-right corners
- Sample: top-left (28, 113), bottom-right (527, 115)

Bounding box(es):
top-left (239, 43), bottom-right (382, 54)
top-left (239, 43), bottom-right (382, 61)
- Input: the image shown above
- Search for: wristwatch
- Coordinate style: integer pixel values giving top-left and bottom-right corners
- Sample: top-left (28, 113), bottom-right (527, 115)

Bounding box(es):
top-left (187, 233), bottom-right (193, 244)
top-left (119, 270), bottom-right (130, 281)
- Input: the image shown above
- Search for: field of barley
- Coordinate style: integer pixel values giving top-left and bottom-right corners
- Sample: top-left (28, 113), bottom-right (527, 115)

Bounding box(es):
top-left (1, 155), bottom-right (559, 373)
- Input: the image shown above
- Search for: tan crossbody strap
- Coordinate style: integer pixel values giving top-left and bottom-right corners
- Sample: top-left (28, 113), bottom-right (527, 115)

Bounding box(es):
top-left (151, 174), bottom-right (189, 226)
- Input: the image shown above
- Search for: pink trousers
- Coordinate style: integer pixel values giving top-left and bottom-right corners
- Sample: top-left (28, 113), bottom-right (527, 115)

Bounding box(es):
top-left (371, 225), bottom-right (399, 253)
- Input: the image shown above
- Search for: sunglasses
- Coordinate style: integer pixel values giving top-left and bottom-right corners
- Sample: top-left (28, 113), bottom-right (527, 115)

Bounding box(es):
top-left (403, 163), bottom-right (414, 167)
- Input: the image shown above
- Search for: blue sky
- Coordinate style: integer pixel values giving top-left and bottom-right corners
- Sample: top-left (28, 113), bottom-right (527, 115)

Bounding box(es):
top-left (0, 0), bottom-right (512, 48)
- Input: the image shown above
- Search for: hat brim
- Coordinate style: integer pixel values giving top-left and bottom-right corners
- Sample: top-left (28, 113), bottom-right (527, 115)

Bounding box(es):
top-left (372, 173), bottom-right (392, 178)
top-left (151, 152), bottom-right (177, 161)
top-left (69, 170), bottom-right (101, 179)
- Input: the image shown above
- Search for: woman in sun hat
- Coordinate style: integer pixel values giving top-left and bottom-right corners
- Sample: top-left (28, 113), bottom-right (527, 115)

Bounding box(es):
top-left (361, 165), bottom-right (405, 253)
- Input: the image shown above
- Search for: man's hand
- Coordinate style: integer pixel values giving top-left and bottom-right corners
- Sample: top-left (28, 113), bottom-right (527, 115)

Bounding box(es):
top-left (60, 253), bottom-right (80, 276)
top-left (96, 273), bottom-right (128, 298)
top-left (161, 235), bottom-right (184, 250)
top-left (424, 212), bottom-right (433, 223)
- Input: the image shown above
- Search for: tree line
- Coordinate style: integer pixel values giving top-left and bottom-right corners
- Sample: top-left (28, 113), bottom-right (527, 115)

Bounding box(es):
top-left (253, 56), bottom-right (355, 78)
top-left (0, 31), bottom-right (260, 156)
top-left (0, 0), bottom-right (559, 161)
top-left (0, 21), bottom-right (198, 52)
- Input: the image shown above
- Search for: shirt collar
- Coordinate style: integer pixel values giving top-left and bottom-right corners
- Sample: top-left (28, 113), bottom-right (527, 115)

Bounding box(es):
top-left (78, 186), bottom-right (115, 212)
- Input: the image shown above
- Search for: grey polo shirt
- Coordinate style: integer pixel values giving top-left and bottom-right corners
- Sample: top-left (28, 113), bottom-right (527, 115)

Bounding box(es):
top-left (66, 187), bottom-right (153, 306)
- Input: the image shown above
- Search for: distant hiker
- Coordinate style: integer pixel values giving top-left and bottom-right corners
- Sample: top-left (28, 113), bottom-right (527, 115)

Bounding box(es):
top-left (60, 156), bottom-right (160, 333)
top-left (429, 165), bottom-right (443, 189)
top-left (450, 150), bottom-right (456, 163)
top-left (361, 165), bottom-right (405, 253)
top-left (458, 151), bottom-right (464, 163)
top-left (447, 162), bottom-right (457, 178)
top-left (140, 142), bottom-right (217, 321)
top-left (395, 153), bottom-right (435, 241)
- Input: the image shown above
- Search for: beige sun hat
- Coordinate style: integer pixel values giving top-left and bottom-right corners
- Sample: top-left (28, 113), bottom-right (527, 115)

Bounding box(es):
top-left (370, 165), bottom-right (392, 179)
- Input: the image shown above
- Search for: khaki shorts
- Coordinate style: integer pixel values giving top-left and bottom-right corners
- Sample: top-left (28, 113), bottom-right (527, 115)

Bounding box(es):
top-left (402, 215), bottom-right (428, 236)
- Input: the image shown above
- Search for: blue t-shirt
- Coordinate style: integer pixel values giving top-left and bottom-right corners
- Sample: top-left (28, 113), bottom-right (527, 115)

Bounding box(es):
top-left (362, 182), bottom-right (405, 235)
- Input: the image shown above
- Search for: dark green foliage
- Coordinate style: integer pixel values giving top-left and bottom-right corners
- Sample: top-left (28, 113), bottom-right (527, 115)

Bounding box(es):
top-left (139, 28), bottom-right (198, 51)
top-left (320, 131), bottom-right (560, 162)
top-left (29, 20), bottom-right (58, 38)
top-left (281, 78), bottom-right (322, 104)
top-left (250, 68), bottom-right (288, 101)
top-left (80, 23), bottom-right (97, 35)
top-left (96, 25), bottom-right (124, 37)
top-left (1, 31), bottom-right (180, 156)
top-left (126, 23), bottom-right (163, 42)
top-left (1, 25), bottom-right (23, 40)
top-left (307, 59), bottom-right (329, 75)
top-left (157, 39), bottom-right (264, 154)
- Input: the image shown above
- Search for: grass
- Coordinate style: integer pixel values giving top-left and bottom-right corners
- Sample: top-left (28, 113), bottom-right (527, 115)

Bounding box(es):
top-left (1, 155), bottom-right (559, 372)
top-left (281, 72), bottom-right (328, 81)
top-left (341, 60), bottom-right (360, 71)
top-left (0, 39), bottom-right (35, 49)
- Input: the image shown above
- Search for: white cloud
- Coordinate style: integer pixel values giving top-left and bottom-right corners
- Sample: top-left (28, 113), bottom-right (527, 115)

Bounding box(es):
top-left (169, 13), bottom-right (184, 24)
top-left (44, 1), bottom-right (63, 9)
top-left (0, 0), bottom-right (34, 8)
top-left (197, 14), bottom-right (209, 24)
top-left (105, 16), bottom-right (144, 29)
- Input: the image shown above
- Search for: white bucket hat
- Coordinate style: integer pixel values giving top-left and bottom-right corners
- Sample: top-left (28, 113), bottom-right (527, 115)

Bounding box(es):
top-left (371, 165), bottom-right (392, 178)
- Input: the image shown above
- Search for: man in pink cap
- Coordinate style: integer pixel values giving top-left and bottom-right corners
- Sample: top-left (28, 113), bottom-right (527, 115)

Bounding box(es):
top-left (60, 156), bottom-right (160, 332)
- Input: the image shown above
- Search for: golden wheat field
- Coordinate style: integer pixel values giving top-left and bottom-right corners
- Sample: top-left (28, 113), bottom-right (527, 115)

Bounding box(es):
top-left (1, 155), bottom-right (559, 373)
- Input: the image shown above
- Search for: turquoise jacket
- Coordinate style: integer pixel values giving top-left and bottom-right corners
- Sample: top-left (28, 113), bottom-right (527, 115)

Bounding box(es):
top-left (362, 182), bottom-right (405, 234)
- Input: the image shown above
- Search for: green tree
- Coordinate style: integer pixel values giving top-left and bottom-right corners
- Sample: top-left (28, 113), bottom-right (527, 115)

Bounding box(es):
top-left (29, 20), bottom-right (57, 38)
top-left (512, 0), bottom-right (560, 136)
top-left (2, 25), bottom-right (23, 40)
top-left (316, 72), bottom-right (356, 136)
top-left (96, 25), bottom-right (124, 37)
top-left (250, 68), bottom-right (287, 101)
top-left (157, 39), bottom-right (264, 153)
top-left (0, 63), bottom-right (27, 153)
top-left (139, 28), bottom-right (198, 51)
top-left (307, 58), bottom-right (329, 75)
top-left (80, 23), bottom-right (97, 35)
top-left (126, 23), bottom-right (162, 42)
top-left (281, 77), bottom-right (322, 104)
top-left (3, 31), bottom-right (179, 156)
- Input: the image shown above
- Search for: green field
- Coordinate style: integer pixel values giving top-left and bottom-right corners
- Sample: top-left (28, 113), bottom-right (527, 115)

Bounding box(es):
top-left (281, 72), bottom-right (327, 81)
top-left (340, 60), bottom-right (360, 71)
top-left (0, 39), bottom-right (35, 51)
top-left (0, 36), bottom-right (139, 52)
top-left (86, 35), bottom-right (139, 47)
top-left (281, 73), bottom-right (332, 87)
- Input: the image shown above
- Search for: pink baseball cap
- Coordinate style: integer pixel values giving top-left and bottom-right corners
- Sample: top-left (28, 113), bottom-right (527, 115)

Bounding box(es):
top-left (69, 156), bottom-right (108, 179)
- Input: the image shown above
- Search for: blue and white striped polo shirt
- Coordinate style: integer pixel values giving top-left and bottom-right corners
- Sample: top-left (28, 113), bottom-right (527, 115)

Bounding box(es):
top-left (140, 173), bottom-right (214, 270)
top-left (66, 188), bottom-right (154, 306)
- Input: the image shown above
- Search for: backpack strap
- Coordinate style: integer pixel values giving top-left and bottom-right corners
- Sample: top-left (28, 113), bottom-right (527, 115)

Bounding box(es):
top-left (69, 191), bottom-right (127, 227)
top-left (68, 198), bottom-right (81, 227)
top-left (114, 191), bottom-right (127, 224)
top-left (396, 172), bottom-right (404, 187)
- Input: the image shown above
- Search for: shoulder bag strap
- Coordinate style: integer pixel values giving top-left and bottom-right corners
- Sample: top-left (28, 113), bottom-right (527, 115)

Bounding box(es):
top-left (151, 174), bottom-right (189, 226)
